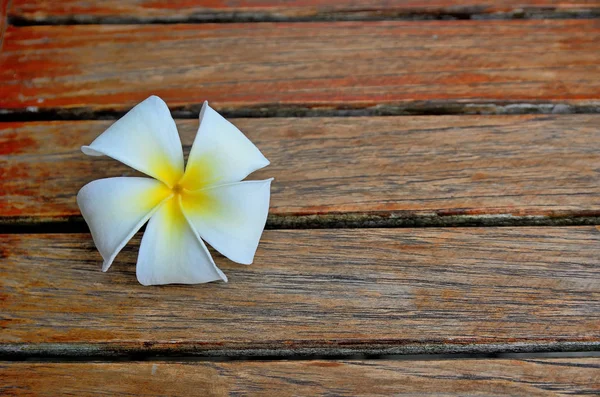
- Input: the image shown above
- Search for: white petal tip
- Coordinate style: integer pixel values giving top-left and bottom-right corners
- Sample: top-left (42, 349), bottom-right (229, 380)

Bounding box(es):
top-left (102, 256), bottom-right (115, 272)
top-left (232, 256), bottom-right (254, 266)
top-left (135, 272), bottom-right (229, 286)
top-left (145, 95), bottom-right (168, 108)
top-left (81, 145), bottom-right (101, 156)
top-left (199, 101), bottom-right (209, 118)
top-left (136, 272), bottom-right (157, 286)
top-left (216, 268), bottom-right (229, 282)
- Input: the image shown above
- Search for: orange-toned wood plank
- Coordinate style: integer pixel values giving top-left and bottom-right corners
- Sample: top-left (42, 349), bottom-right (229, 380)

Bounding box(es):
top-left (2, 115), bottom-right (600, 223)
top-left (1, 359), bottom-right (599, 396)
top-left (1, 20), bottom-right (600, 114)
top-left (8, 0), bottom-right (600, 23)
top-left (0, 0), bottom-right (9, 50)
top-left (1, 228), bottom-right (599, 355)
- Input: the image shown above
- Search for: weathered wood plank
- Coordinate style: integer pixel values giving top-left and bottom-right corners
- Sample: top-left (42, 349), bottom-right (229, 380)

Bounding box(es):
top-left (2, 115), bottom-right (600, 225)
top-left (8, 0), bottom-right (600, 23)
top-left (1, 228), bottom-right (599, 356)
top-left (0, 0), bottom-right (8, 50)
top-left (1, 359), bottom-right (599, 396)
top-left (1, 20), bottom-right (599, 115)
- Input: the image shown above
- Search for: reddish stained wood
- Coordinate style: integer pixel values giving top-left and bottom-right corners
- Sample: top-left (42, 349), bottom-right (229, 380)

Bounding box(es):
top-left (1, 20), bottom-right (600, 113)
top-left (8, 0), bottom-right (600, 22)
top-left (0, 0), bottom-right (8, 50)
top-left (1, 359), bottom-right (599, 396)
top-left (1, 228), bottom-right (599, 353)
top-left (2, 115), bottom-right (600, 221)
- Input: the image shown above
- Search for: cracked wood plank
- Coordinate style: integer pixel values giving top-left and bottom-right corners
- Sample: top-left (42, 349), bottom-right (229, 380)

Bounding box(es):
top-left (2, 115), bottom-right (600, 225)
top-left (8, 0), bottom-right (600, 23)
top-left (1, 20), bottom-right (599, 115)
top-left (1, 359), bottom-right (599, 396)
top-left (1, 228), bottom-right (599, 356)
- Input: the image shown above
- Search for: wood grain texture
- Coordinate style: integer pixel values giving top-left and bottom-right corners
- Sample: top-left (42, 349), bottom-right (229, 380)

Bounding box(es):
top-left (0, 0), bottom-right (8, 50)
top-left (1, 20), bottom-right (600, 115)
top-left (8, 0), bottom-right (600, 22)
top-left (1, 228), bottom-right (599, 356)
top-left (1, 359), bottom-right (599, 396)
top-left (3, 115), bottom-right (600, 224)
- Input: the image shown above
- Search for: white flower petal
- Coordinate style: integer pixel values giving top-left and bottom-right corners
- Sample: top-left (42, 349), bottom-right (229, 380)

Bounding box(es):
top-left (82, 96), bottom-right (184, 187)
top-left (137, 197), bottom-right (227, 286)
top-left (77, 177), bottom-right (172, 272)
top-left (179, 101), bottom-right (270, 190)
top-left (181, 179), bottom-right (273, 265)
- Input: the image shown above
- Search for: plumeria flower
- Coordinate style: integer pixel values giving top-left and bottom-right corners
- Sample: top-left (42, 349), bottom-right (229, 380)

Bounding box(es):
top-left (77, 96), bottom-right (272, 286)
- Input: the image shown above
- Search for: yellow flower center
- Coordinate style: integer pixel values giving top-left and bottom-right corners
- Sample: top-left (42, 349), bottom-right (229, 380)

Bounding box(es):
top-left (169, 172), bottom-right (222, 221)
top-left (172, 183), bottom-right (185, 195)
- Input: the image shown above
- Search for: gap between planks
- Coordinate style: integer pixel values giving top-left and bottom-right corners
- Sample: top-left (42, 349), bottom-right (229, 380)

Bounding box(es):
top-left (5, 2), bottom-right (600, 25)
top-left (7, 11), bottom-right (600, 26)
top-left (3, 343), bottom-right (600, 361)
top-left (2, 350), bottom-right (600, 363)
top-left (3, 214), bottom-right (600, 234)
top-left (1, 102), bottom-right (600, 122)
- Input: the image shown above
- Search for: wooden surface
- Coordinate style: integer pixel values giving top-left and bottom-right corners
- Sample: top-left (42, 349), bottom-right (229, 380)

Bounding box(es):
top-left (2, 228), bottom-right (599, 356)
top-left (2, 0), bottom-right (600, 393)
top-left (1, 358), bottom-right (599, 396)
top-left (0, 0), bottom-right (8, 49)
top-left (8, 0), bottom-right (600, 23)
top-left (3, 115), bottom-right (600, 225)
top-left (2, 20), bottom-right (600, 116)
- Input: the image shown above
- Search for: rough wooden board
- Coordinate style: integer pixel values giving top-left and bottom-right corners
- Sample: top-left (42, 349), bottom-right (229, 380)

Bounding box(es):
top-left (1, 228), bottom-right (599, 356)
top-left (1, 358), bottom-right (599, 396)
top-left (8, 0), bottom-right (600, 22)
top-left (0, 0), bottom-right (8, 50)
top-left (3, 115), bottom-right (600, 224)
top-left (1, 20), bottom-right (600, 115)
